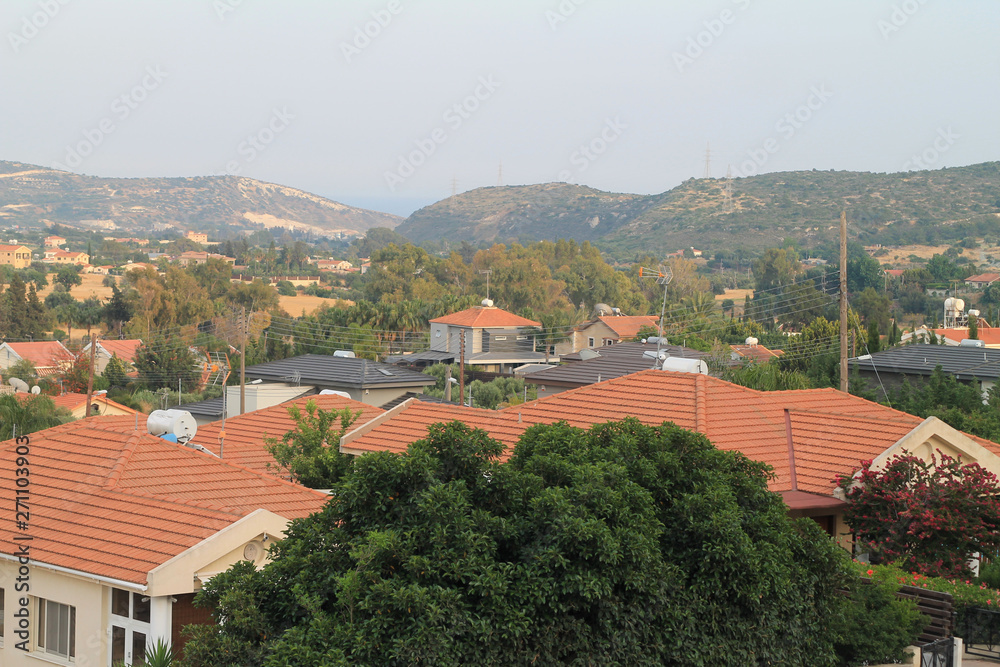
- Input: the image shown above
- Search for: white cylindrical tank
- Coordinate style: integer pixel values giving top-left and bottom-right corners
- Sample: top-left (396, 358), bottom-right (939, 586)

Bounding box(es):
top-left (954, 299), bottom-right (966, 312)
top-left (745, 337), bottom-right (759, 346)
top-left (481, 298), bottom-right (494, 308)
top-left (969, 309), bottom-right (981, 317)
top-left (945, 297), bottom-right (955, 310)
top-left (147, 409), bottom-right (198, 444)
top-left (661, 357), bottom-right (709, 375)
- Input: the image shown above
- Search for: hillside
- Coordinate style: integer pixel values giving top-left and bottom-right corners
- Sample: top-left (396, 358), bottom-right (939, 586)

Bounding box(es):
top-left (397, 163), bottom-right (1000, 257)
top-left (0, 161), bottom-right (400, 237)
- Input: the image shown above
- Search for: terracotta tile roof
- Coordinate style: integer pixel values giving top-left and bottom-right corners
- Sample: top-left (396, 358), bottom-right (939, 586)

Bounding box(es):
top-left (429, 306), bottom-right (540, 328)
top-left (1, 341), bottom-right (74, 368)
top-left (0, 417), bottom-right (328, 585)
top-left (730, 344), bottom-right (783, 361)
top-left (342, 371), bottom-right (1000, 500)
top-left (934, 327), bottom-right (1000, 346)
top-left (194, 394), bottom-right (385, 477)
top-left (0, 244), bottom-right (29, 251)
top-left (595, 315), bottom-right (659, 339)
top-left (965, 273), bottom-right (1000, 284)
top-left (29, 392), bottom-right (140, 416)
top-left (885, 269), bottom-right (906, 277)
top-left (97, 339), bottom-right (144, 363)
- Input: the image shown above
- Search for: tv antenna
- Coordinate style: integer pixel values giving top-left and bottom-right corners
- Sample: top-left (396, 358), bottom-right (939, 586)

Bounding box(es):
top-left (479, 269), bottom-right (493, 301)
top-left (639, 264), bottom-right (673, 367)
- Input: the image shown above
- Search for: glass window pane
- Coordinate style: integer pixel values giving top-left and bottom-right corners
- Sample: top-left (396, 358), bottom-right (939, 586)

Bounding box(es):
top-left (112, 626), bottom-right (126, 663)
top-left (69, 606), bottom-right (76, 658)
top-left (133, 593), bottom-right (150, 623)
top-left (132, 631), bottom-right (147, 665)
top-left (46, 601), bottom-right (59, 654)
top-left (57, 603), bottom-right (69, 657)
top-left (112, 588), bottom-right (130, 617)
top-left (37, 599), bottom-right (46, 649)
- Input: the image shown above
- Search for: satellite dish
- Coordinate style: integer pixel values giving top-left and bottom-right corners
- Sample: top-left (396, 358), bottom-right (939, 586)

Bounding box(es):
top-left (8, 378), bottom-right (28, 393)
top-left (30, 386), bottom-right (41, 395)
top-left (594, 303), bottom-right (614, 317)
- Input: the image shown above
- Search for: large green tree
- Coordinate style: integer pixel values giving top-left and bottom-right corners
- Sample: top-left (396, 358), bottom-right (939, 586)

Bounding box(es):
top-left (180, 419), bottom-right (850, 667)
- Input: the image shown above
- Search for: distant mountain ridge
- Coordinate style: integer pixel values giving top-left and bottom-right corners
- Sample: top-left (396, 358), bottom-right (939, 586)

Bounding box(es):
top-left (397, 163), bottom-right (1000, 256)
top-left (0, 161), bottom-right (400, 237)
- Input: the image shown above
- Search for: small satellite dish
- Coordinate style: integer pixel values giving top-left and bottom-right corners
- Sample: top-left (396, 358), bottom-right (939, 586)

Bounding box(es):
top-left (30, 386), bottom-right (41, 395)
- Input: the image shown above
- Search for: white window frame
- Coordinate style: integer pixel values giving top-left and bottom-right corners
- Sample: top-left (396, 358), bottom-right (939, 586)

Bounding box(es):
top-left (36, 597), bottom-right (76, 663)
top-left (108, 588), bottom-right (152, 667)
top-left (588, 337), bottom-right (595, 347)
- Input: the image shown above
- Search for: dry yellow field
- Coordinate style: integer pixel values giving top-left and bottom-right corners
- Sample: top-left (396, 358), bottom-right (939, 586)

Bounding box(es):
top-left (278, 294), bottom-right (353, 316)
top-left (36, 273), bottom-right (117, 301)
top-left (715, 288), bottom-right (754, 302)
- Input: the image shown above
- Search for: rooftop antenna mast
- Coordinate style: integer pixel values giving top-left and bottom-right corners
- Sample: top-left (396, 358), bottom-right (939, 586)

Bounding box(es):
top-left (479, 269), bottom-right (493, 301)
top-left (640, 264), bottom-right (673, 367)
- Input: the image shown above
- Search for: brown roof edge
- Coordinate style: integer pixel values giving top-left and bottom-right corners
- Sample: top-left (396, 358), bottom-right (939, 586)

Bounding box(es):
top-left (780, 490), bottom-right (847, 511)
top-left (339, 397), bottom-right (416, 455)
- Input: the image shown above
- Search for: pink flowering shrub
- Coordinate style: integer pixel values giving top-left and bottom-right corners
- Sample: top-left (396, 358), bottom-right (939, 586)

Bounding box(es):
top-left (838, 452), bottom-right (1000, 577)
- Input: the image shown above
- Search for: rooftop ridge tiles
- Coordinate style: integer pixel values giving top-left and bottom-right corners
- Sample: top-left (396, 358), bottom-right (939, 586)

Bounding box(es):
top-left (99, 426), bottom-right (146, 491)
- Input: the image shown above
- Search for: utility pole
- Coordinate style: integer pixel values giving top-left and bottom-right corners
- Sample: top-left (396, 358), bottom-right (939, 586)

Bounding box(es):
top-left (444, 365), bottom-right (452, 402)
top-left (240, 306), bottom-right (247, 415)
top-left (839, 210), bottom-right (849, 393)
top-left (459, 331), bottom-right (466, 406)
top-left (85, 333), bottom-right (96, 417)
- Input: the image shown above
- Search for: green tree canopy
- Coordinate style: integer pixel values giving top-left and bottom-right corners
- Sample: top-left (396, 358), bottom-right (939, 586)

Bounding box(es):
top-left (181, 419), bottom-right (851, 667)
top-left (264, 400), bottom-right (361, 488)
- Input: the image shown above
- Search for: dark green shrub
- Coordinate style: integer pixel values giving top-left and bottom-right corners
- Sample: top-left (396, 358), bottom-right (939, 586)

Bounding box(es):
top-left (830, 576), bottom-right (925, 666)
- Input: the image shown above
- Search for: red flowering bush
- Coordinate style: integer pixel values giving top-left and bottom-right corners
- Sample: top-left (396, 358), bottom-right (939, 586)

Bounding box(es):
top-left (839, 452), bottom-right (1000, 578)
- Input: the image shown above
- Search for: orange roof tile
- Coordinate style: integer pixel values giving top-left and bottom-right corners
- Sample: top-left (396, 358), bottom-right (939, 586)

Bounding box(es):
top-left (1, 340), bottom-right (74, 368)
top-left (194, 394), bottom-right (385, 477)
top-left (23, 392), bottom-right (140, 416)
top-left (342, 370), bottom-right (1000, 501)
top-left (429, 306), bottom-right (540, 328)
top-left (731, 344), bottom-right (783, 361)
top-left (96, 339), bottom-right (144, 363)
top-left (966, 273), bottom-right (1000, 283)
top-left (596, 315), bottom-right (659, 339)
top-left (0, 417), bottom-right (328, 585)
top-left (934, 326), bottom-right (1000, 346)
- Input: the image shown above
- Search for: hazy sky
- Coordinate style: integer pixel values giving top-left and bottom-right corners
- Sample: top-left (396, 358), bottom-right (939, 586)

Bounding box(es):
top-left (2, 1), bottom-right (998, 217)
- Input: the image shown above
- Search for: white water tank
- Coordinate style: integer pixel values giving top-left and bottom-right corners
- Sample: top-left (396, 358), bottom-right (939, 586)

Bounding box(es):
top-left (745, 337), bottom-right (759, 347)
top-left (969, 309), bottom-right (981, 317)
top-left (960, 339), bottom-right (986, 348)
top-left (147, 409), bottom-right (198, 444)
top-left (954, 299), bottom-right (966, 312)
top-left (945, 297), bottom-right (955, 310)
top-left (481, 298), bottom-right (494, 308)
top-left (661, 357), bottom-right (709, 375)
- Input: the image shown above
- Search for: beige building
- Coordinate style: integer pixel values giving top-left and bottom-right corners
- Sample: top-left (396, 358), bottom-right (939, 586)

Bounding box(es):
top-left (43, 250), bottom-right (89, 266)
top-left (0, 244), bottom-right (32, 269)
top-left (184, 231), bottom-right (209, 244)
top-left (0, 417), bottom-right (327, 666)
top-left (554, 315), bottom-right (659, 356)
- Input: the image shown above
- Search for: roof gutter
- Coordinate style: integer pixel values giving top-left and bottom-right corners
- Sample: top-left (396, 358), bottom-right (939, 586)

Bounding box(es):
top-left (0, 552), bottom-right (147, 592)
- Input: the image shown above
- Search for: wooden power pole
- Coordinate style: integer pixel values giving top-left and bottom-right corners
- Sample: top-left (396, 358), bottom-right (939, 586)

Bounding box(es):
top-left (839, 210), bottom-right (849, 393)
top-left (85, 333), bottom-right (97, 417)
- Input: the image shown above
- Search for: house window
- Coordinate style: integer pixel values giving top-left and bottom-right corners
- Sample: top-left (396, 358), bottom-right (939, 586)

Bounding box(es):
top-left (110, 588), bottom-right (151, 665)
top-left (604, 339), bottom-right (614, 346)
top-left (495, 336), bottom-right (507, 341)
top-left (588, 337), bottom-right (595, 347)
top-left (38, 598), bottom-right (76, 661)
